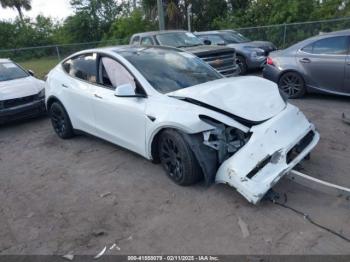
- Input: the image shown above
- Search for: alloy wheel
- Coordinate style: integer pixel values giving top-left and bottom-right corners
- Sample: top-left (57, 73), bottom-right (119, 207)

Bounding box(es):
top-left (160, 137), bottom-right (184, 182)
top-left (279, 73), bottom-right (304, 97)
top-left (50, 106), bottom-right (66, 137)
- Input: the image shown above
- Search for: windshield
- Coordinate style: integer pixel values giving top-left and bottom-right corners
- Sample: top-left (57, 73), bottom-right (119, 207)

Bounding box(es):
top-left (156, 32), bottom-right (203, 48)
top-left (0, 62), bottom-right (29, 82)
top-left (221, 31), bottom-right (250, 44)
top-left (119, 47), bottom-right (222, 94)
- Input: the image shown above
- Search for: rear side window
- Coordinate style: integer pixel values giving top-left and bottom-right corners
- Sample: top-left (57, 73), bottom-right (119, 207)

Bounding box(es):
top-left (302, 36), bottom-right (349, 55)
top-left (62, 53), bottom-right (97, 83)
top-left (131, 36), bottom-right (140, 45)
top-left (199, 34), bottom-right (225, 45)
top-left (141, 37), bottom-right (154, 45)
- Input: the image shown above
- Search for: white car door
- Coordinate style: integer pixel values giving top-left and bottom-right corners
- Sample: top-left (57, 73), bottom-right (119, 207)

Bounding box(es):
top-left (90, 55), bottom-right (147, 156)
top-left (60, 53), bottom-right (97, 133)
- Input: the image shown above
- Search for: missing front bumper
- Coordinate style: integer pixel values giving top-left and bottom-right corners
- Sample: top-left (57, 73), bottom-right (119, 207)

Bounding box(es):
top-left (215, 104), bottom-right (320, 204)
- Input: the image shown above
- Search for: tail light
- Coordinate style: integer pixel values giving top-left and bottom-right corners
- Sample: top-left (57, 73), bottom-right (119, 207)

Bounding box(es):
top-left (267, 57), bottom-right (274, 66)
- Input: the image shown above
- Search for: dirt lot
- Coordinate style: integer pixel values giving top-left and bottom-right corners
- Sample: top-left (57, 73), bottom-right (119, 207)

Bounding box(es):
top-left (0, 92), bottom-right (350, 255)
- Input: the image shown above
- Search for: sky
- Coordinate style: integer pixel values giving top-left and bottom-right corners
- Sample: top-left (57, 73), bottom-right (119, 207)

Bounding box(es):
top-left (0, 0), bottom-right (74, 21)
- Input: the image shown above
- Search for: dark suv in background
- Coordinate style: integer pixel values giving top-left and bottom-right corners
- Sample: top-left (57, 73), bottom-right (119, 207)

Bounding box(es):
top-left (130, 30), bottom-right (239, 77)
top-left (195, 30), bottom-right (277, 74)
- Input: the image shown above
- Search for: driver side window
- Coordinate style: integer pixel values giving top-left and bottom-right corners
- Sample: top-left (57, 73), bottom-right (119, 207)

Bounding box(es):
top-left (98, 56), bottom-right (136, 90)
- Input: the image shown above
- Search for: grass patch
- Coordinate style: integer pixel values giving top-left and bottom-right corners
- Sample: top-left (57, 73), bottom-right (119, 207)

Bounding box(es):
top-left (18, 57), bottom-right (60, 80)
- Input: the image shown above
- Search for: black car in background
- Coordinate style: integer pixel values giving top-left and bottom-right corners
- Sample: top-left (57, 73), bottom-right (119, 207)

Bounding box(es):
top-left (130, 30), bottom-right (239, 77)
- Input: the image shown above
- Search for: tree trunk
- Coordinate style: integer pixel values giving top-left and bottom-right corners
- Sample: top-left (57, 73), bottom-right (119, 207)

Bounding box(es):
top-left (15, 5), bottom-right (24, 23)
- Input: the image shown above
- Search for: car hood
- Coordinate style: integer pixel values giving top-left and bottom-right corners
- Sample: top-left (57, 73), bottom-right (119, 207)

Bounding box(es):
top-left (181, 45), bottom-right (235, 55)
top-left (167, 76), bottom-right (286, 123)
top-left (0, 76), bottom-right (44, 100)
top-left (228, 41), bottom-right (276, 51)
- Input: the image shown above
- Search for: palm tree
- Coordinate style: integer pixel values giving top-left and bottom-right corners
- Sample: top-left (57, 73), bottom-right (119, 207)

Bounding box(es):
top-left (0, 0), bottom-right (32, 22)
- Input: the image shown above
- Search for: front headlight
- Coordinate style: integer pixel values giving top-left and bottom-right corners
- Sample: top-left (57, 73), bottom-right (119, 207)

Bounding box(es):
top-left (249, 48), bottom-right (265, 59)
top-left (38, 88), bottom-right (45, 99)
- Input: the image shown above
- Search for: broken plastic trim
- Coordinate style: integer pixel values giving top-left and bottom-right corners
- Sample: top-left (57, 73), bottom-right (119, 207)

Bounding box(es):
top-left (199, 115), bottom-right (251, 163)
top-left (170, 96), bottom-right (267, 127)
top-left (246, 155), bottom-right (272, 179)
top-left (287, 131), bottom-right (315, 164)
top-left (181, 132), bottom-right (218, 185)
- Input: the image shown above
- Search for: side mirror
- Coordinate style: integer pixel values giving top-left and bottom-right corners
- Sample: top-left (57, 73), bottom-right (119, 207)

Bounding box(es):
top-left (28, 70), bottom-right (35, 76)
top-left (203, 39), bottom-right (212, 45)
top-left (114, 83), bottom-right (145, 98)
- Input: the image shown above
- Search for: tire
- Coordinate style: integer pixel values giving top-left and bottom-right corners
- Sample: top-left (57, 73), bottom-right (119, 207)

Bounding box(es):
top-left (49, 102), bottom-right (74, 139)
top-left (158, 130), bottom-right (202, 186)
top-left (236, 55), bottom-right (248, 75)
top-left (278, 72), bottom-right (306, 98)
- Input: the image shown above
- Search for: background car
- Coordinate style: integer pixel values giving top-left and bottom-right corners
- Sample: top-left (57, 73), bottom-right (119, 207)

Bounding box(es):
top-left (263, 29), bottom-right (350, 98)
top-left (130, 30), bottom-right (239, 77)
top-left (0, 59), bottom-right (46, 124)
top-left (195, 30), bottom-right (277, 74)
top-left (45, 46), bottom-right (319, 204)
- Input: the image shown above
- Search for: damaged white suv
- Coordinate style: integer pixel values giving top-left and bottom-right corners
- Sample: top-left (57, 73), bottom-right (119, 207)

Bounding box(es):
top-left (45, 46), bottom-right (319, 204)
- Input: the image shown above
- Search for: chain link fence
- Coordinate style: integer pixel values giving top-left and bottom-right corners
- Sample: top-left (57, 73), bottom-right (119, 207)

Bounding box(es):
top-left (1, 17), bottom-right (350, 79)
top-left (236, 17), bottom-right (350, 49)
top-left (0, 38), bottom-right (127, 79)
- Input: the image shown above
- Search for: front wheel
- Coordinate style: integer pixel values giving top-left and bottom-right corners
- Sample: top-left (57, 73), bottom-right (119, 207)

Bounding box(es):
top-left (158, 130), bottom-right (202, 186)
top-left (49, 102), bottom-right (74, 139)
top-left (278, 72), bottom-right (306, 98)
top-left (236, 55), bottom-right (248, 75)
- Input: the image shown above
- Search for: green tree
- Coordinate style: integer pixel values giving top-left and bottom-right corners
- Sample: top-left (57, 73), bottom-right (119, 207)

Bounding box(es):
top-left (0, 0), bottom-right (31, 22)
top-left (104, 9), bottom-right (156, 43)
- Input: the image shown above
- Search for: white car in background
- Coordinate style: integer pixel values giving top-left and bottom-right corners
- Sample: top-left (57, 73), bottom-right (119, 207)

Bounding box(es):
top-left (0, 59), bottom-right (46, 124)
top-left (45, 46), bottom-right (319, 204)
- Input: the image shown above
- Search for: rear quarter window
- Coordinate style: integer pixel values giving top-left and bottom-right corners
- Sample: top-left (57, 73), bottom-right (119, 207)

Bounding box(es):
top-left (62, 53), bottom-right (97, 83)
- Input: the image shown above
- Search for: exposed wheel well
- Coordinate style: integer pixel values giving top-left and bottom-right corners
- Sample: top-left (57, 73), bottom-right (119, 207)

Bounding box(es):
top-left (46, 96), bottom-right (61, 111)
top-left (151, 127), bottom-right (190, 163)
top-left (151, 128), bottom-right (173, 163)
top-left (278, 70), bottom-right (305, 85)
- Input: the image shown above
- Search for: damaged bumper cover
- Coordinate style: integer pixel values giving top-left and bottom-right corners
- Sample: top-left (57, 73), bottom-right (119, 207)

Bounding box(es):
top-left (215, 104), bottom-right (320, 204)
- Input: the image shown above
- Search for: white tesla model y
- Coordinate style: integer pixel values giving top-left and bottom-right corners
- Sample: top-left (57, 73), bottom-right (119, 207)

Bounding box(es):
top-left (45, 46), bottom-right (319, 204)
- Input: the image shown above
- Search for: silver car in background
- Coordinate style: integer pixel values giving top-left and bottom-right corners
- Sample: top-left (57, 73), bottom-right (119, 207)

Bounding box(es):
top-left (195, 30), bottom-right (276, 74)
top-left (263, 29), bottom-right (350, 98)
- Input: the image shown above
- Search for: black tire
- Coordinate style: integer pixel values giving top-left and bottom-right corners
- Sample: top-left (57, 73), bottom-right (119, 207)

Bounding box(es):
top-left (278, 72), bottom-right (306, 98)
top-left (236, 55), bottom-right (248, 75)
top-left (49, 102), bottom-right (74, 139)
top-left (158, 130), bottom-right (202, 186)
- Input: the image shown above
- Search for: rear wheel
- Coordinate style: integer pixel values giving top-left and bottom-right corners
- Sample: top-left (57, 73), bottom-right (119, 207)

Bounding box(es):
top-left (278, 72), bottom-right (306, 98)
top-left (236, 55), bottom-right (248, 75)
top-left (158, 130), bottom-right (202, 186)
top-left (49, 102), bottom-right (74, 139)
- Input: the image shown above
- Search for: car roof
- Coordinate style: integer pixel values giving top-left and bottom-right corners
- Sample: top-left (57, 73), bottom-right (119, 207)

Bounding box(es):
top-left (0, 58), bottom-right (11, 63)
top-left (131, 30), bottom-right (189, 38)
top-left (195, 30), bottom-right (238, 35)
top-left (64, 45), bottom-right (183, 60)
top-left (320, 29), bottom-right (350, 36)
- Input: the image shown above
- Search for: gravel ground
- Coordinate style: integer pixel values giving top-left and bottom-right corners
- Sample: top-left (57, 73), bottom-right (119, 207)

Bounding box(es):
top-left (0, 91), bottom-right (350, 255)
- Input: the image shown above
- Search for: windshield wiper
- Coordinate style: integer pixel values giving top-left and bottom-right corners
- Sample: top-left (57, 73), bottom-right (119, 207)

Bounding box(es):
top-left (176, 44), bottom-right (202, 48)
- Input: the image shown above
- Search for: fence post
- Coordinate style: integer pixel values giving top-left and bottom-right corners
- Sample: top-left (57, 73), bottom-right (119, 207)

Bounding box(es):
top-left (55, 46), bottom-right (61, 61)
top-left (283, 23), bottom-right (287, 48)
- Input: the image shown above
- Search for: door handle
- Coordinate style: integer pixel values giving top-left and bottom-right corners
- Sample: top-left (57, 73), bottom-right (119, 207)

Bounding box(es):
top-left (62, 84), bottom-right (69, 88)
top-left (94, 94), bottom-right (103, 99)
top-left (300, 58), bottom-right (311, 63)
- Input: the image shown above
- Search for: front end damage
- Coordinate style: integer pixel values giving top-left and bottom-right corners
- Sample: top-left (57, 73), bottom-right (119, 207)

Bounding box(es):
top-left (189, 104), bottom-right (320, 204)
